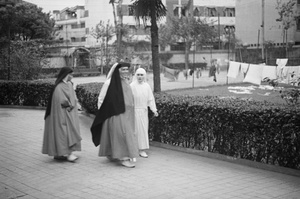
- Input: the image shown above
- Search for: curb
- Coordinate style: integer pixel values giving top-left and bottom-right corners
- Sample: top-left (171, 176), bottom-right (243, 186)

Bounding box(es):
top-left (150, 141), bottom-right (300, 177)
top-left (0, 105), bottom-right (46, 110)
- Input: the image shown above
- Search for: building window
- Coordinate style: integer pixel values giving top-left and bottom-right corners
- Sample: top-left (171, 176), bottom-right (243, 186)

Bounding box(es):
top-left (81, 37), bottom-right (86, 42)
top-left (173, 5), bottom-right (186, 17)
top-left (71, 37), bottom-right (76, 42)
top-left (224, 26), bottom-right (235, 34)
top-left (71, 23), bottom-right (77, 29)
top-left (296, 17), bottom-right (300, 31)
top-left (207, 8), bottom-right (217, 17)
top-left (224, 8), bottom-right (235, 17)
top-left (193, 7), bottom-right (200, 17)
top-left (173, 6), bottom-right (179, 16)
top-left (128, 5), bottom-right (134, 16)
top-left (84, 10), bottom-right (89, 17)
top-left (71, 23), bottom-right (85, 29)
top-left (129, 25), bottom-right (137, 34)
top-left (298, 0), bottom-right (300, 4)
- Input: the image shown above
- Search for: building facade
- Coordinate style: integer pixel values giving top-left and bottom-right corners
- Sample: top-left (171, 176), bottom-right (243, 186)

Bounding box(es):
top-left (235, 0), bottom-right (300, 48)
top-left (53, 6), bottom-right (87, 47)
top-left (163, 0), bottom-right (235, 50)
top-left (51, 0), bottom-right (236, 50)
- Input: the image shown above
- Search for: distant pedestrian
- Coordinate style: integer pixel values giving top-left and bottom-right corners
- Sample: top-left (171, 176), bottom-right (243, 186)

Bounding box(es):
top-left (91, 62), bottom-right (138, 168)
top-left (130, 68), bottom-right (158, 158)
top-left (42, 67), bottom-right (82, 162)
top-left (209, 59), bottom-right (217, 82)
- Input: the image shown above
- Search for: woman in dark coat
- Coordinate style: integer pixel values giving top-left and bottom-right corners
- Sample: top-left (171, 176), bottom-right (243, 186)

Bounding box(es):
top-left (42, 67), bottom-right (82, 162)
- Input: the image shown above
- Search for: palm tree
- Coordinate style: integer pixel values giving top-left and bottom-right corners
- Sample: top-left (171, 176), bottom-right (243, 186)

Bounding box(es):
top-left (133, 0), bottom-right (167, 92)
top-left (109, 0), bottom-right (118, 37)
top-left (109, 0), bottom-right (122, 58)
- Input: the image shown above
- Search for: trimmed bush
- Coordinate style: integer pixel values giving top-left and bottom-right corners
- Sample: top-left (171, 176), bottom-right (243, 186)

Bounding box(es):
top-left (76, 82), bottom-right (104, 114)
top-left (0, 80), bottom-right (54, 106)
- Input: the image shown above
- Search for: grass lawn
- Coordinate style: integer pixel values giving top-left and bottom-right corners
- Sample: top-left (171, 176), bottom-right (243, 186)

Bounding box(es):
top-left (165, 82), bottom-right (298, 105)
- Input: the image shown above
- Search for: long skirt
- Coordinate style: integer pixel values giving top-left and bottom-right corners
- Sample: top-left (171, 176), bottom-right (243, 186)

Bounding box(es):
top-left (135, 108), bottom-right (150, 150)
top-left (99, 105), bottom-right (138, 159)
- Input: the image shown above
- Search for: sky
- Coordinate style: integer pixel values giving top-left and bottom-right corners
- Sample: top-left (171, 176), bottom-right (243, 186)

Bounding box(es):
top-left (25, 0), bottom-right (85, 13)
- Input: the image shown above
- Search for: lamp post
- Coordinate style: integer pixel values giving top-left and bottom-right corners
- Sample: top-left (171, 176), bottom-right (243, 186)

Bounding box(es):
top-left (225, 26), bottom-right (231, 84)
top-left (192, 36), bottom-right (196, 88)
top-left (261, 0), bottom-right (265, 62)
top-left (287, 40), bottom-right (295, 58)
top-left (65, 24), bottom-right (69, 67)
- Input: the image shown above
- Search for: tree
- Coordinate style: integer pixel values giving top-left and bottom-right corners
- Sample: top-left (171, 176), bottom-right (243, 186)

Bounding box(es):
top-left (0, 2), bottom-right (55, 41)
top-left (133, 0), bottom-right (167, 92)
top-left (0, 39), bottom-right (50, 80)
top-left (161, 15), bottom-right (217, 72)
top-left (109, 0), bottom-right (118, 34)
top-left (0, 2), bottom-right (55, 80)
top-left (109, 0), bottom-right (124, 59)
top-left (275, 0), bottom-right (298, 55)
top-left (91, 20), bottom-right (115, 74)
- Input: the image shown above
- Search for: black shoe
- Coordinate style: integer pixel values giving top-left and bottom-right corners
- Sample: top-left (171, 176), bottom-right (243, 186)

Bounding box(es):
top-left (54, 156), bottom-right (67, 161)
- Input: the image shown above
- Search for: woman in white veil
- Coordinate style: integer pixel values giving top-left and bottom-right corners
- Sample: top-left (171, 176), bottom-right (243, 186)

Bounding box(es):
top-left (130, 68), bottom-right (158, 158)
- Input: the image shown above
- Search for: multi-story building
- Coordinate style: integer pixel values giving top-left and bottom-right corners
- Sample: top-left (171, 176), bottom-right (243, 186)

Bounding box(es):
top-left (52, 0), bottom-right (235, 50)
top-left (52, 1), bottom-right (115, 48)
top-left (193, 0), bottom-right (235, 46)
top-left (52, 6), bottom-right (87, 47)
top-left (49, 0), bottom-right (237, 67)
top-left (164, 0), bottom-right (235, 50)
top-left (235, 0), bottom-right (300, 48)
top-left (84, 0), bottom-right (114, 47)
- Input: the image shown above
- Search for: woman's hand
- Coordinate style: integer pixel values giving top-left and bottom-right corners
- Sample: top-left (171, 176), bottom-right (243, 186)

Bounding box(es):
top-left (66, 105), bottom-right (74, 112)
top-left (61, 102), bottom-right (73, 112)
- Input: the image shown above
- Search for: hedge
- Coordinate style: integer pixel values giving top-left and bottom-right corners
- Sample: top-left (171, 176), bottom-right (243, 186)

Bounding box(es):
top-left (0, 80), bottom-right (54, 107)
top-left (76, 82), bottom-right (103, 114)
top-left (75, 83), bottom-right (300, 170)
top-left (149, 93), bottom-right (300, 170)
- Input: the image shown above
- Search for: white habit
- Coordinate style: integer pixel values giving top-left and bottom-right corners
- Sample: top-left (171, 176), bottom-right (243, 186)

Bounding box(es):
top-left (130, 74), bottom-right (157, 150)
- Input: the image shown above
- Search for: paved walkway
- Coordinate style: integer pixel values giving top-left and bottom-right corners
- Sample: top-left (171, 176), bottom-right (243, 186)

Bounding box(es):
top-left (1, 108), bottom-right (300, 199)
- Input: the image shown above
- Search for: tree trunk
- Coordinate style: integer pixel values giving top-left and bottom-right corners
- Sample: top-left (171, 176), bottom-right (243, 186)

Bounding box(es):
top-left (7, 26), bottom-right (11, 80)
top-left (111, 1), bottom-right (118, 31)
top-left (150, 5), bottom-right (161, 92)
top-left (111, 0), bottom-right (120, 59)
top-left (117, 0), bottom-right (123, 59)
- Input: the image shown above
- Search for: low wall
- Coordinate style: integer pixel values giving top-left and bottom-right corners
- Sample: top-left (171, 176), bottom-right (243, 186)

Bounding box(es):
top-left (166, 50), bottom-right (235, 69)
top-left (42, 57), bottom-right (67, 68)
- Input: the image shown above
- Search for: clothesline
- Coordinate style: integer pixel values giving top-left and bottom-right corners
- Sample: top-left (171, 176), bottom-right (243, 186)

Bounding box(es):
top-left (227, 59), bottom-right (300, 85)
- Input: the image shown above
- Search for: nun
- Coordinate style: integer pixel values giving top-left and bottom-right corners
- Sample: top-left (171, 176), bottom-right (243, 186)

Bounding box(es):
top-left (91, 62), bottom-right (138, 168)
